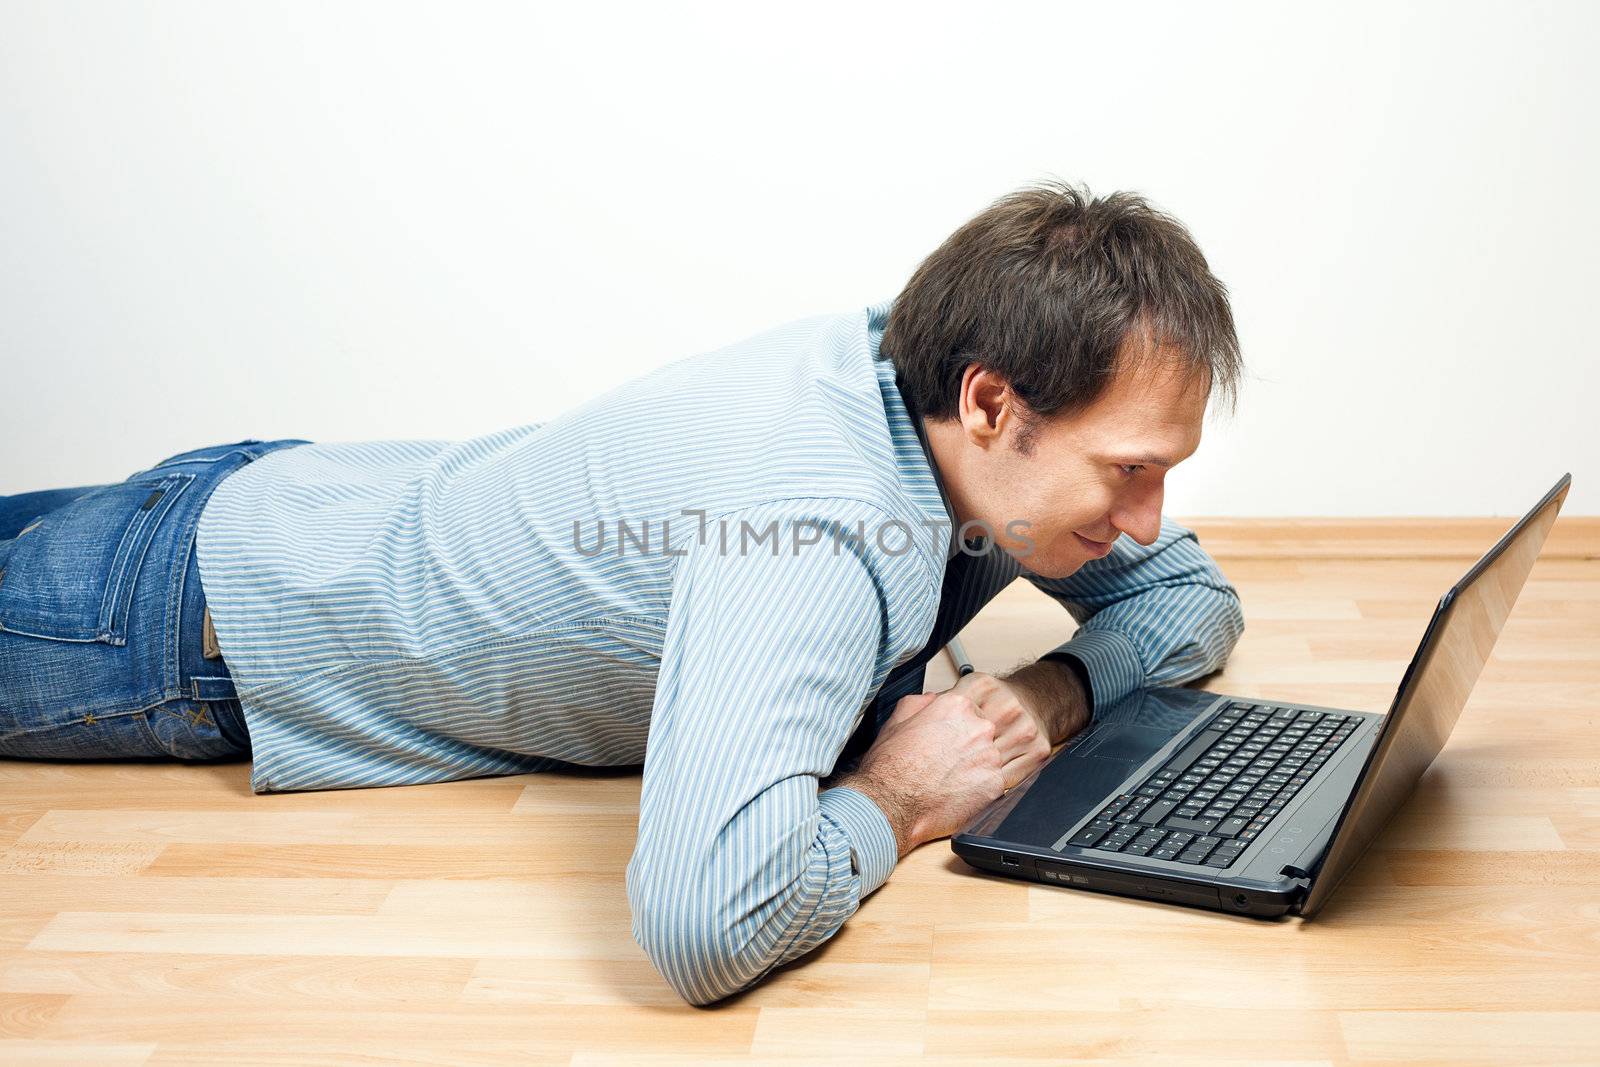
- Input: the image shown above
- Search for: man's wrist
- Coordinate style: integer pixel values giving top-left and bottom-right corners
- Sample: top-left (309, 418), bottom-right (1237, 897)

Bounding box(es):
top-left (831, 770), bottom-right (919, 859)
top-left (1004, 657), bottom-right (1092, 747)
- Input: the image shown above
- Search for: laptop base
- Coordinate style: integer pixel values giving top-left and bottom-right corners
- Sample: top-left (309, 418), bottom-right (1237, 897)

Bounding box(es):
top-left (951, 685), bottom-right (1382, 918)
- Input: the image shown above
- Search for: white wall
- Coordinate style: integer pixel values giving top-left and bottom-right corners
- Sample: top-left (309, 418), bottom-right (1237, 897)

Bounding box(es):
top-left (2, 0), bottom-right (1594, 515)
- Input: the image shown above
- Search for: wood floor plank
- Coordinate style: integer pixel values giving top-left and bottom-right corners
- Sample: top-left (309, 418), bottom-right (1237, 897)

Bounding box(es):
top-left (0, 1040), bottom-right (155, 1065)
top-left (1338, 1011), bottom-right (1600, 1063)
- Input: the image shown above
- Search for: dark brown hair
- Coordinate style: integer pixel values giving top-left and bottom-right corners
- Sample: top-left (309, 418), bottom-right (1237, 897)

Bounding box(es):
top-left (881, 179), bottom-right (1242, 443)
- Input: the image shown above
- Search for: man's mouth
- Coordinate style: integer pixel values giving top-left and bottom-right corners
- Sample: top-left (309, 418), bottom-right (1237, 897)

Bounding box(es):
top-left (1074, 532), bottom-right (1115, 557)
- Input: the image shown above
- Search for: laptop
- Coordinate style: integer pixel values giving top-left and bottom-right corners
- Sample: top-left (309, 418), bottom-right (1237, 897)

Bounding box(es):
top-left (951, 473), bottom-right (1572, 918)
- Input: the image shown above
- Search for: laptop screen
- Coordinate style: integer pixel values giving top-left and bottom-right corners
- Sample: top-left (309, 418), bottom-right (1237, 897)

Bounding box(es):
top-left (1298, 473), bottom-right (1571, 918)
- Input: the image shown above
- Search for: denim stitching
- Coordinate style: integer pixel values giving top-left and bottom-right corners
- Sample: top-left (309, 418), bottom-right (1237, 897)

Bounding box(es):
top-left (100, 480), bottom-right (164, 640)
top-left (164, 509), bottom-right (198, 702)
top-left (1, 702), bottom-right (166, 755)
top-left (164, 465), bottom-right (237, 701)
top-left (101, 472), bottom-right (192, 645)
top-left (189, 677), bottom-right (237, 701)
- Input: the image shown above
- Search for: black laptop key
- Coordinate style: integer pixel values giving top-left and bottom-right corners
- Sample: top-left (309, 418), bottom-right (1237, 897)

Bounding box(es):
top-left (1123, 831), bottom-right (1166, 857)
top-left (1163, 729), bottom-right (1226, 775)
top-left (1204, 842), bottom-right (1247, 868)
top-left (1150, 847), bottom-right (1181, 861)
top-left (1161, 815), bottom-right (1218, 833)
top-left (1068, 821), bottom-right (1116, 847)
top-left (1100, 793), bottom-right (1134, 818)
top-left (1216, 816), bottom-right (1250, 837)
top-left (1136, 800), bottom-right (1178, 826)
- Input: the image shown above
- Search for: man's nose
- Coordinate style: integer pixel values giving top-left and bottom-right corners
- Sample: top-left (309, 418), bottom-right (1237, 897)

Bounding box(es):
top-left (1111, 484), bottom-right (1163, 546)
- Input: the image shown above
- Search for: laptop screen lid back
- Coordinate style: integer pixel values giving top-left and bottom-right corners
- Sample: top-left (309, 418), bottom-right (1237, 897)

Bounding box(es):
top-left (1298, 473), bottom-right (1571, 918)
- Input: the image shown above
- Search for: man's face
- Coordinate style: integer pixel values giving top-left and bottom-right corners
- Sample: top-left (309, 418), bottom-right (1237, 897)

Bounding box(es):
top-left (937, 354), bottom-right (1208, 581)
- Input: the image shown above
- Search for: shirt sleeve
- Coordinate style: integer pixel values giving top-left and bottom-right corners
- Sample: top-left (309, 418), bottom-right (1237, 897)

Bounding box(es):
top-left (1023, 515), bottom-right (1245, 715)
top-left (625, 499), bottom-right (926, 1007)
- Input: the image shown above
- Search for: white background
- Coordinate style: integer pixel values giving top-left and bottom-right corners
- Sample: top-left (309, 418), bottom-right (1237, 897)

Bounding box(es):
top-left (2, 0), bottom-right (1594, 515)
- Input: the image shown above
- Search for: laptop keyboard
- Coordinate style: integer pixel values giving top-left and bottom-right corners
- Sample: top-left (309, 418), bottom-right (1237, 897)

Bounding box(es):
top-left (1064, 702), bottom-right (1362, 869)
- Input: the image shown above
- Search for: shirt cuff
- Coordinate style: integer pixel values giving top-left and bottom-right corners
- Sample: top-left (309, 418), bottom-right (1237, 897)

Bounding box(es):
top-left (818, 785), bottom-right (898, 897)
top-left (1040, 628), bottom-right (1145, 714)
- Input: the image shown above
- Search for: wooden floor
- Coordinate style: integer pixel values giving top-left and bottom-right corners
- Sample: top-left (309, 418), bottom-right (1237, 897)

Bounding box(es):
top-left (2, 518), bottom-right (1597, 1065)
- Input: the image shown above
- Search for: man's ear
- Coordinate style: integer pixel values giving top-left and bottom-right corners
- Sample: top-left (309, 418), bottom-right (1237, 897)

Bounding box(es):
top-left (957, 364), bottom-right (1022, 448)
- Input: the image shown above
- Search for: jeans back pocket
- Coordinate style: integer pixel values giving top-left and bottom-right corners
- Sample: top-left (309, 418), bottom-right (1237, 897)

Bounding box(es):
top-left (0, 471), bottom-right (194, 645)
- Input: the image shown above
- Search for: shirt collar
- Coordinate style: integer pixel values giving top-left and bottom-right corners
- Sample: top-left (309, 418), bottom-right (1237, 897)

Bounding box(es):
top-left (867, 298), bottom-right (963, 563)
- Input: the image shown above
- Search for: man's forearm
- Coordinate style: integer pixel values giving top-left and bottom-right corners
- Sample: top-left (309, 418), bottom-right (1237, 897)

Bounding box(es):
top-left (1003, 657), bottom-right (1092, 747)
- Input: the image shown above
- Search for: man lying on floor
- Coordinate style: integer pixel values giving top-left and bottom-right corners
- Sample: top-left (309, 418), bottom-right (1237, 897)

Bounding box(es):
top-left (0, 179), bottom-right (1245, 1006)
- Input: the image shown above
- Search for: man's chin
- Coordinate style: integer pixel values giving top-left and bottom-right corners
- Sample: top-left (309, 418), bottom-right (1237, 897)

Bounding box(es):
top-left (1012, 552), bottom-right (1083, 581)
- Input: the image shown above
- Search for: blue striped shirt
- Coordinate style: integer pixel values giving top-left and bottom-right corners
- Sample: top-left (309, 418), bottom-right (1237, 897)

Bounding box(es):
top-left (194, 298), bottom-right (1244, 1005)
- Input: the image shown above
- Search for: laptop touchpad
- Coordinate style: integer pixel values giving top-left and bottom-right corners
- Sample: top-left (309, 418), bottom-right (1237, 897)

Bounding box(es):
top-left (1074, 724), bottom-right (1175, 763)
top-left (993, 725), bottom-right (1169, 847)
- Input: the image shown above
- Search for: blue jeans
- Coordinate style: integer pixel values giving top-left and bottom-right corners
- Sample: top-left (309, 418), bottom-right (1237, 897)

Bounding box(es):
top-left (0, 439), bottom-right (309, 761)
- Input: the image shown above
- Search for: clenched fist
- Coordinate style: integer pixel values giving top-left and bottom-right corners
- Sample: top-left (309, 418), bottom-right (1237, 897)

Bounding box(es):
top-left (832, 689), bottom-right (1008, 858)
top-left (942, 671), bottom-right (1056, 790)
top-left (828, 659), bottom-right (1091, 858)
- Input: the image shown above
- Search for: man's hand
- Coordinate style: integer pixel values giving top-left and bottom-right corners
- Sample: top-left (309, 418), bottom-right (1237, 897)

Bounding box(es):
top-left (827, 659), bottom-right (1094, 857)
top-left (947, 660), bottom-right (1092, 789)
top-left (943, 671), bottom-right (1051, 789)
top-left (832, 689), bottom-right (1009, 858)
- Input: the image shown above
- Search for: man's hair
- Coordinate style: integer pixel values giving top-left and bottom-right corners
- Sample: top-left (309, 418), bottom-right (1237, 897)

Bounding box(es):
top-left (881, 179), bottom-right (1242, 446)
